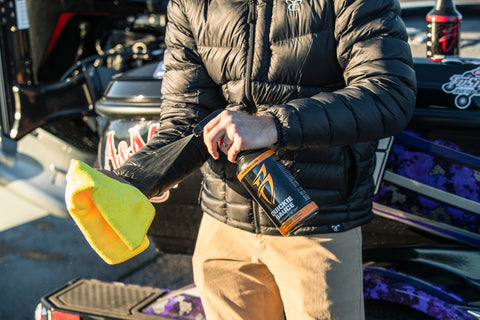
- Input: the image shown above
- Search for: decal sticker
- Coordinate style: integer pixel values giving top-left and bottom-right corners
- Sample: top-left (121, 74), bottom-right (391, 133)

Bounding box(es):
top-left (104, 123), bottom-right (173, 203)
top-left (285, 0), bottom-right (302, 12)
top-left (442, 67), bottom-right (480, 109)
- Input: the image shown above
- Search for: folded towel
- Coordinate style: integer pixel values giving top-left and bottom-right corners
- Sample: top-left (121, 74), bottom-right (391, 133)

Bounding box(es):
top-left (65, 159), bottom-right (155, 264)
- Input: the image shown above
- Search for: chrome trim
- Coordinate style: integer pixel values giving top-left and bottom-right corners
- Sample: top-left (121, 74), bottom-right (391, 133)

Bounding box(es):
top-left (10, 86), bottom-right (21, 139)
top-left (442, 57), bottom-right (480, 65)
top-left (401, 1), bottom-right (436, 9)
top-left (373, 202), bottom-right (480, 245)
top-left (95, 99), bottom-right (161, 117)
top-left (373, 137), bottom-right (394, 194)
top-left (383, 170), bottom-right (480, 215)
top-left (468, 310), bottom-right (480, 319)
top-left (0, 50), bottom-right (11, 133)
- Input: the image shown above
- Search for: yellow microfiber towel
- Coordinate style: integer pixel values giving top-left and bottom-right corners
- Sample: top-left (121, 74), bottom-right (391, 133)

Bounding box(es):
top-left (65, 159), bottom-right (155, 264)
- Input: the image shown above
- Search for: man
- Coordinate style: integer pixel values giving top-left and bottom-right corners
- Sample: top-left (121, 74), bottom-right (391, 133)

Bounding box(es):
top-left (116, 0), bottom-right (416, 318)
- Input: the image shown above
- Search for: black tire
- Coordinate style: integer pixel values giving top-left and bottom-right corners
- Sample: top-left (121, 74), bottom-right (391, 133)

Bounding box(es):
top-left (365, 300), bottom-right (436, 320)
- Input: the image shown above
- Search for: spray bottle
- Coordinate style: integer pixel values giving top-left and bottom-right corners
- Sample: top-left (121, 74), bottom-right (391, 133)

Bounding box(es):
top-left (426, 0), bottom-right (462, 61)
top-left (236, 148), bottom-right (318, 235)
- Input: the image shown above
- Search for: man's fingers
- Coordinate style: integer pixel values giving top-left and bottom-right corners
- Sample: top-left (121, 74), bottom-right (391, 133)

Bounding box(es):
top-left (226, 135), bottom-right (242, 163)
top-left (203, 111), bottom-right (227, 159)
top-left (202, 110), bottom-right (276, 163)
top-left (205, 137), bottom-right (219, 160)
top-left (205, 127), bottom-right (227, 159)
top-left (218, 136), bottom-right (232, 153)
top-left (227, 146), bottom-right (240, 163)
top-left (203, 112), bottom-right (222, 134)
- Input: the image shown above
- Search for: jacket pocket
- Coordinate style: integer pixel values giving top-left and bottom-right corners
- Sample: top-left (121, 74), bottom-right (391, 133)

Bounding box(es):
top-left (344, 146), bottom-right (357, 200)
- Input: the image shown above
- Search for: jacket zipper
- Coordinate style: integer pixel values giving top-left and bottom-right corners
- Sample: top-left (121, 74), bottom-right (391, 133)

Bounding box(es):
top-left (246, 0), bottom-right (260, 232)
top-left (244, 0), bottom-right (256, 112)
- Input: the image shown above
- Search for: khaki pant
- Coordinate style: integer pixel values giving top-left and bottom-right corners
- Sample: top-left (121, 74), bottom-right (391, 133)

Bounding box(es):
top-left (192, 214), bottom-right (365, 320)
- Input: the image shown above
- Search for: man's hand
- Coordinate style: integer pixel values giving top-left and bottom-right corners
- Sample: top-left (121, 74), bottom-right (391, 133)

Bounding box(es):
top-left (203, 110), bottom-right (278, 162)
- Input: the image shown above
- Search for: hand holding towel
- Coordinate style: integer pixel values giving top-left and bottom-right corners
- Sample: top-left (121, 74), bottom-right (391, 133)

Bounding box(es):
top-left (65, 159), bottom-right (155, 264)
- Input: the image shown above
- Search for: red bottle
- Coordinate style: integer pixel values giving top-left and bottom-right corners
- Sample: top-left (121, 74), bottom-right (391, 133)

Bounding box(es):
top-left (426, 0), bottom-right (462, 61)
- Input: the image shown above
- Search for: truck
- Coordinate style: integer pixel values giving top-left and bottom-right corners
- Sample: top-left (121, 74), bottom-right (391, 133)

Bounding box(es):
top-left (1, 0), bottom-right (480, 319)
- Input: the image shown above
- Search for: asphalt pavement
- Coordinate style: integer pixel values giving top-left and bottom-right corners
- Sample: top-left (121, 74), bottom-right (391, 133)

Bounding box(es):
top-left (0, 187), bottom-right (194, 320)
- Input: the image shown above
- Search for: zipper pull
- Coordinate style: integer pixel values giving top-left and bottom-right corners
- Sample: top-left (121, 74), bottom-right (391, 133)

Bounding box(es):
top-left (248, 0), bottom-right (256, 23)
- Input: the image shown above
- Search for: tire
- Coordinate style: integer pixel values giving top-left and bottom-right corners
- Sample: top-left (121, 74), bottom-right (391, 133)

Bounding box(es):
top-left (365, 300), bottom-right (435, 320)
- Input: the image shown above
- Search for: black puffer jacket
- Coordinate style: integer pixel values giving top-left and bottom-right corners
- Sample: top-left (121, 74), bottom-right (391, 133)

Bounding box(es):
top-left (116, 0), bottom-right (416, 235)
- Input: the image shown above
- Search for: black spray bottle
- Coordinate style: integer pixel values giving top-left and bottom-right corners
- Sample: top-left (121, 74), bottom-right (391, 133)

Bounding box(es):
top-left (237, 149), bottom-right (318, 235)
top-left (426, 0), bottom-right (462, 61)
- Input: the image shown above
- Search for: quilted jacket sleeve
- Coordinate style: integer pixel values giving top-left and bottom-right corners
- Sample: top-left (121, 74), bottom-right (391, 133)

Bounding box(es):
top-left (146, 0), bottom-right (226, 142)
top-left (266, 0), bottom-right (416, 149)
top-left (114, 0), bottom-right (226, 195)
